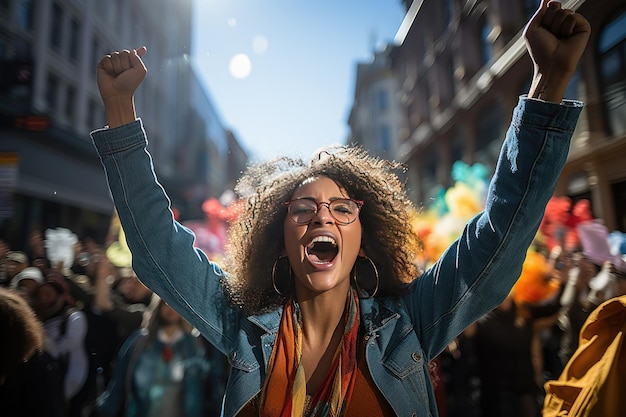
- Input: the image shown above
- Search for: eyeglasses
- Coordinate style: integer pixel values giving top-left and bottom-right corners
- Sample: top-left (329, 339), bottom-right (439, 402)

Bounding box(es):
top-left (284, 198), bottom-right (364, 225)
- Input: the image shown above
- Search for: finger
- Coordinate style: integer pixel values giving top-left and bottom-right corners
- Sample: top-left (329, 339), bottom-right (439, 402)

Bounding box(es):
top-left (97, 55), bottom-right (114, 75)
top-left (549, 8), bottom-right (574, 35)
top-left (130, 48), bottom-right (147, 71)
top-left (541, 1), bottom-right (562, 30)
top-left (559, 13), bottom-right (578, 37)
top-left (527, 0), bottom-right (551, 30)
top-left (136, 46), bottom-right (147, 58)
top-left (110, 51), bottom-right (123, 75)
top-left (119, 49), bottom-right (134, 72)
top-left (571, 12), bottom-right (591, 35)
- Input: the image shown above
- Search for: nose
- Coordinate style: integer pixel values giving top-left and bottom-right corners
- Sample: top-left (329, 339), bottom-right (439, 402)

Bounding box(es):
top-left (313, 202), bottom-right (335, 224)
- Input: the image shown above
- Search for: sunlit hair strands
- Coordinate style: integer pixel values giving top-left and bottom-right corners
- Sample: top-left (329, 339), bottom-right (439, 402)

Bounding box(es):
top-left (222, 145), bottom-right (422, 315)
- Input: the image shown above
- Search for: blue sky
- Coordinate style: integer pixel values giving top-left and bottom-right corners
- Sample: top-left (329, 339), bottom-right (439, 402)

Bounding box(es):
top-left (191, 0), bottom-right (406, 162)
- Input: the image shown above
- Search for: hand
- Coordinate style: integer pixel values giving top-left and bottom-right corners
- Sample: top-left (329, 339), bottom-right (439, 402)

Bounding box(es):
top-left (97, 47), bottom-right (147, 102)
top-left (96, 47), bottom-right (147, 127)
top-left (524, 1), bottom-right (590, 101)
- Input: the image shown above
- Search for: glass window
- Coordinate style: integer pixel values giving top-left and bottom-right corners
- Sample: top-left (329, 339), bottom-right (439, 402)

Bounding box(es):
top-left (377, 90), bottom-right (388, 112)
top-left (475, 102), bottom-right (503, 168)
top-left (599, 10), bottom-right (626, 136)
top-left (380, 125), bottom-right (390, 152)
top-left (65, 85), bottom-right (76, 120)
top-left (90, 36), bottom-right (99, 78)
top-left (69, 18), bottom-right (80, 62)
top-left (17, 0), bottom-right (35, 29)
top-left (46, 72), bottom-right (59, 114)
top-left (444, 0), bottom-right (455, 25)
top-left (479, 15), bottom-right (492, 65)
top-left (50, 2), bottom-right (63, 50)
top-left (87, 99), bottom-right (99, 128)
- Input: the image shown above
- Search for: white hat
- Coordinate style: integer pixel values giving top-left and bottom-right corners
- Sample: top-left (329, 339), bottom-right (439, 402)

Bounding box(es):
top-left (14, 267), bottom-right (44, 285)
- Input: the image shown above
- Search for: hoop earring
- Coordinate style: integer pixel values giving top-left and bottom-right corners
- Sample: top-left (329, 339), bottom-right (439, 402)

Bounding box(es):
top-left (352, 256), bottom-right (379, 299)
top-left (272, 256), bottom-right (292, 296)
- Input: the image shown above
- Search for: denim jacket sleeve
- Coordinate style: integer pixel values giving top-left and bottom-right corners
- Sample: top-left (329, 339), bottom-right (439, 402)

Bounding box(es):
top-left (91, 122), bottom-right (241, 356)
top-left (405, 96), bottom-right (583, 359)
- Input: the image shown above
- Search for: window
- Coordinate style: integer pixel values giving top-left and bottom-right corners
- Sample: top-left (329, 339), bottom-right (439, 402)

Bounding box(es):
top-left (90, 36), bottom-right (100, 78)
top-left (17, 0), bottom-right (35, 29)
top-left (479, 15), bottom-right (492, 65)
top-left (599, 10), bottom-right (626, 136)
top-left (46, 72), bottom-right (59, 114)
top-left (444, 0), bottom-right (455, 26)
top-left (69, 18), bottom-right (80, 62)
top-left (474, 102), bottom-right (503, 168)
top-left (377, 90), bottom-right (389, 112)
top-left (65, 85), bottom-right (76, 120)
top-left (380, 125), bottom-right (390, 153)
top-left (87, 99), bottom-right (99, 128)
top-left (50, 3), bottom-right (63, 50)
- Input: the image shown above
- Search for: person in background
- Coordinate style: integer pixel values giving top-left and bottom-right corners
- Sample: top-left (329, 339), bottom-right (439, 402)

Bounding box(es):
top-left (556, 253), bottom-right (602, 366)
top-left (33, 270), bottom-right (89, 416)
top-left (1, 250), bottom-right (29, 288)
top-left (91, 2), bottom-right (590, 415)
top-left (464, 289), bottom-right (562, 417)
top-left (0, 287), bottom-right (66, 417)
top-left (96, 298), bottom-right (209, 417)
top-left (11, 266), bottom-right (44, 304)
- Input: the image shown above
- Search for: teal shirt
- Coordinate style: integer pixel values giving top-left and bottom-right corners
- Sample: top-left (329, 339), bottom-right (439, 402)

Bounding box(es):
top-left (97, 329), bottom-right (208, 417)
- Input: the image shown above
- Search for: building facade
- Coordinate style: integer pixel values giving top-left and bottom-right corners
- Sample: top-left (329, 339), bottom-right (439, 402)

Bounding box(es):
top-left (347, 45), bottom-right (407, 161)
top-left (351, 0), bottom-right (626, 232)
top-left (0, 0), bottom-right (248, 249)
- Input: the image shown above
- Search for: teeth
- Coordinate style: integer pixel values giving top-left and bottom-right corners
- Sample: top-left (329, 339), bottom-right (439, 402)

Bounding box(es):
top-left (309, 236), bottom-right (337, 246)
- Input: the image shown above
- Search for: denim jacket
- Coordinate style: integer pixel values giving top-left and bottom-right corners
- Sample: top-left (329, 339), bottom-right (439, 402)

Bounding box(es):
top-left (92, 97), bottom-right (582, 417)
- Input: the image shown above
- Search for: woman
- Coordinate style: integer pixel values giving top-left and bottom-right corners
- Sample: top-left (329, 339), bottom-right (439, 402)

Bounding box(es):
top-left (96, 298), bottom-right (209, 417)
top-left (91, 1), bottom-right (590, 416)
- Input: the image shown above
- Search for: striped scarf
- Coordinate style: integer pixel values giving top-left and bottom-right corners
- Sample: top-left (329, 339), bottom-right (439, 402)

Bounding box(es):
top-left (259, 289), bottom-right (360, 417)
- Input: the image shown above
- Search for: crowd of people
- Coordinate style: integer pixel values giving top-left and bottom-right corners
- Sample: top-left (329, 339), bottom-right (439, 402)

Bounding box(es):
top-left (0, 226), bottom-right (228, 417)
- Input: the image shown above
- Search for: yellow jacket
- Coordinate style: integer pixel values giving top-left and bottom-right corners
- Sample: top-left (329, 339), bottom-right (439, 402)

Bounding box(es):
top-left (543, 295), bottom-right (626, 416)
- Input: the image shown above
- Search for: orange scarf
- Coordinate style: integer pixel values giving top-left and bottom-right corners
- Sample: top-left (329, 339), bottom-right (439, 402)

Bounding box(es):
top-left (259, 290), bottom-right (360, 417)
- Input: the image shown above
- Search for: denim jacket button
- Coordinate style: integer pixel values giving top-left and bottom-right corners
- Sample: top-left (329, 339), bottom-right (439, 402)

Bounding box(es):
top-left (230, 351), bottom-right (237, 360)
top-left (411, 352), bottom-right (421, 362)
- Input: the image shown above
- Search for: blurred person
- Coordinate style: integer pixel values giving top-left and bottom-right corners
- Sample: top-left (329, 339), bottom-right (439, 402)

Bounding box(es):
top-left (96, 298), bottom-right (210, 417)
top-left (91, 2), bottom-right (590, 416)
top-left (464, 286), bottom-right (563, 417)
top-left (0, 286), bottom-right (43, 382)
top-left (11, 266), bottom-right (44, 303)
top-left (556, 253), bottom-right (602, 366)
top-left (612, 268), bottom-right (626, 297)
top-left (0, 250), bottom-right (29, 288)
top-left (31, 255), bottom-right (52, 273)
top-left (34, 270), bottom-right (89, 416)
top-left (0, 239), bottom-right (9, 282)
top-left (28, 228), bottom-right (47, 261)
top-left (0, 287), bottom-right (66, 417)
top-left (543, 294), bottom-right (626, 416)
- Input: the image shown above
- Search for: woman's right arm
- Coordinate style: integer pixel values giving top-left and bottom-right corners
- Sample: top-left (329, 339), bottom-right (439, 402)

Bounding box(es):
top-left (91, 48), bottom-right (240, 354)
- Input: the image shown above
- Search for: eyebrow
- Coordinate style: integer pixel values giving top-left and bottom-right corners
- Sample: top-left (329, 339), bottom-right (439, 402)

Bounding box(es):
top-left (292, 195), bottom-right (350, 201)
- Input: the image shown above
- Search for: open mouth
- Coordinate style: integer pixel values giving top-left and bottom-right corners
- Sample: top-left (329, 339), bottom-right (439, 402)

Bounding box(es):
top-left (305, 236), bottom-right (338, 265)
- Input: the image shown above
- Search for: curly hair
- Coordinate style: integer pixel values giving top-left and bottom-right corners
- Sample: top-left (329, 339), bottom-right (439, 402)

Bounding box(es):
top-left (222, 145), bottom-right (422, 315)
top-left (0, 287), bottom-right (43, 379)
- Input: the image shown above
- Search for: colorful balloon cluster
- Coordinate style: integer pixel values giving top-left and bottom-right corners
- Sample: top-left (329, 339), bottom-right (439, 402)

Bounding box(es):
top-left (411, 161), bottom-right (559, 304)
